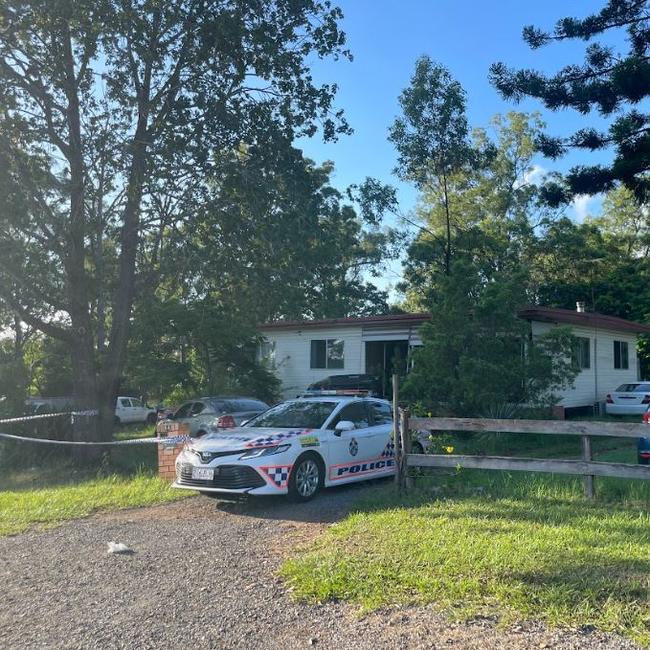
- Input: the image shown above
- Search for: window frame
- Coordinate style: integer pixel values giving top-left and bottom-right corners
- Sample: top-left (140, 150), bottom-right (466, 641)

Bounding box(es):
top-left (332, 401), bottom-right (371, 430)
top-left (191, 401), bottom-right (207, 416)
top-left (368, 401), bottom-right (393, 426)
top-left (258, 339), bottom-right (276, 368)
top-left (310, 338), bottom-right (345, 369)
top-left (573, 337), bottom-right (591, 370)
top-left (614, 340), bottom-right (630, 370)
top-left (174, 402), bottom-right (194, 419)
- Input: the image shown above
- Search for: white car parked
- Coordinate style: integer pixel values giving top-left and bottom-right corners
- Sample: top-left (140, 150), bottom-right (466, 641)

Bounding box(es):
top-left (605, 382), bottom-right (650, 415)
top-left (174, 396), bottom-right (404, 500)
top-left (115, 396), bottom-right (157, 425)
top-left (162, 396), bottom-right (269, 437)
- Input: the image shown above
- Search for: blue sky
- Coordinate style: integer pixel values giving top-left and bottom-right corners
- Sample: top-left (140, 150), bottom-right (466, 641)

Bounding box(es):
top-left (298, 0), bottom-right (623, 246)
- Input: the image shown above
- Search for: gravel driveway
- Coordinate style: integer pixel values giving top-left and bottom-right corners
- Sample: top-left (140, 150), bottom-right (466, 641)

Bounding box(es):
top-left (0, 483), bottom-right (640, 650)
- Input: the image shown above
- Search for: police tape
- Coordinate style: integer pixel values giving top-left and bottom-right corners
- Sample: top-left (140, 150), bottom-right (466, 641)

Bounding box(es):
top-left (0, 432), bottom-right (189, 446)
top-left (0, 410), bottom-right (99, 425)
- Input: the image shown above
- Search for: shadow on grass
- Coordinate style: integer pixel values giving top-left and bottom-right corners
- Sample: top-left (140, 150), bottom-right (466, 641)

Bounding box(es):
top-left (0, 446), bottom-right (159, 492)
top-left (278, 479), bottom-right (650, 645)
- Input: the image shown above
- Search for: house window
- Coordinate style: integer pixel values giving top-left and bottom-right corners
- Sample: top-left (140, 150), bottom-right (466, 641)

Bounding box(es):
top-left (573, 337), bottom-right (591, 370)
top-left (258, 340), bottom-right (276, 368)
top-left (614, 340), bottom-right (629, 369)
top-left (310, 339), bottom-right (344, 369)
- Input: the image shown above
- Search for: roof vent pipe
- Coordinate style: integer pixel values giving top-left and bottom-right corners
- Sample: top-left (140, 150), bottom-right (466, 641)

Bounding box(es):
top-left (576, 301), bottom-right (586, 313)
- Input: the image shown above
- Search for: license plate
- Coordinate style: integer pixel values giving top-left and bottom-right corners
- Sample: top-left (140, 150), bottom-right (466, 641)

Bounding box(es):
top-left (192, 467), bottom-right (214, 480)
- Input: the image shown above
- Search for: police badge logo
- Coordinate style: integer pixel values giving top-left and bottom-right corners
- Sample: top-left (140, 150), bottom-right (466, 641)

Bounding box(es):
top-left (349, 437), bottom-right (358, 456)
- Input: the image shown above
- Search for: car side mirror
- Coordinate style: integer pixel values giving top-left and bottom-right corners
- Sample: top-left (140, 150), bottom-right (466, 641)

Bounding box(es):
top-left (334, 420), bottom-right (355, 436)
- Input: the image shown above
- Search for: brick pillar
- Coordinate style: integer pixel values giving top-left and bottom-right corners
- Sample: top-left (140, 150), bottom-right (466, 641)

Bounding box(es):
top-left (157, 421), bottom-right (190, 481)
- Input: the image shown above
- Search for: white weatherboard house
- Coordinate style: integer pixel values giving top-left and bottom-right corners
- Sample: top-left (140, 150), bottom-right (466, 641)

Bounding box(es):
top-left (518, 305), bottom-right (650, 414)
top-left (260, 306), bottom-right (650, 413)
top-left (258, 313), bottom-right (430, 399)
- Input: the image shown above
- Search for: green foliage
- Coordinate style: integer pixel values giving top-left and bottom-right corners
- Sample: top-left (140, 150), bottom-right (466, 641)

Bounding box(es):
top-left (530, 207), bottom-right (650, 374)
top-left (490, 1), bottom-right (650, 204)
top-left (396, 111), bottom-right (579, 414)
top-left (24, 335), bottom-right (74, 398)
top-left (389, 56), bottom-right (472, 187)
top-left (0, 345), bottom-right (26, 418)
top-left (389, 57), bottom-right (476, 275)
top-left (0, 0), bottom-right (353, 427)
top-left (401, 112), bottom-right (551, 308)
top-left (124, 153), bottom-right (398, 403)
top-left (0, 471), bottom-right (191, 537)
top-left (402, 260), bottom-right (579, 415)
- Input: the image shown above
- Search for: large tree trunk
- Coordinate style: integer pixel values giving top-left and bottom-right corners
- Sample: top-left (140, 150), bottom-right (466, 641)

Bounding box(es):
top-left (60, 18), bottom-right (103, 450)
top-left (98, 39), bottom-right (154, 440)
top-left (442, 172), bottom-right (452, 276)
top-left (68, 336), bottom-right (100, 462)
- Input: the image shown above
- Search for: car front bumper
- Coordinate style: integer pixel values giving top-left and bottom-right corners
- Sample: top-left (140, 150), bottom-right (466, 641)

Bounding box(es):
top-left (173, 451), bottom-right (292, 495)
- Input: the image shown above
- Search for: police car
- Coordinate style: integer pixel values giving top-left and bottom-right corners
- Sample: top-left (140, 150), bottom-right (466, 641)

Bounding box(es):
top-left (173, 395), bottom-right (403, 501)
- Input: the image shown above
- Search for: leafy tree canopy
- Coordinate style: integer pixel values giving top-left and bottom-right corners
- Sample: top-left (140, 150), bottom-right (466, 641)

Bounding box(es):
top-left (402, 261), bottom-right (579, 417)
top-left (0, 0), bottom-right (350, 432)
top-left (490, 0), bottom-right (650, 204)
top-left (389, 56), bottom-right (476, 275)
top-left (401, 112), bottom-right (555, 309)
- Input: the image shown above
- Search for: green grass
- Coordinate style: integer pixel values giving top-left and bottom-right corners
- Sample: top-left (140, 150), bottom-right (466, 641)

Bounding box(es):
top-left (0, 471), bottom-right (192, 536)
top-left (281, 434), bottom-right (650, 646)
top-left (113, 423), bottom-right (156, 441)
top-left (282, 485), bottom-right (650, 645)
top-left (0, 423), bottom-right (193, 537)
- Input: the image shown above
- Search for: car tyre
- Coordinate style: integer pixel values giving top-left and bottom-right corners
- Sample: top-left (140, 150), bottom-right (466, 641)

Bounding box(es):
top-left (288, 452), bottom-right (323, 502)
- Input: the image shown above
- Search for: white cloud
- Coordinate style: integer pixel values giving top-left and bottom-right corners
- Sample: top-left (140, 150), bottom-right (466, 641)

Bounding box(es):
top-left (570, 194), bottom-right (596, 222)
top-left (522, 164), bottom-right (547, 187)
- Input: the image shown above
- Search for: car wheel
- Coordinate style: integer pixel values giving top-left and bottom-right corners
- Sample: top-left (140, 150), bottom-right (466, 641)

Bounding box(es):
top-left (146, 413), bottom-right (157, 425)
top-left (289, 452), bottom-right (323, 502)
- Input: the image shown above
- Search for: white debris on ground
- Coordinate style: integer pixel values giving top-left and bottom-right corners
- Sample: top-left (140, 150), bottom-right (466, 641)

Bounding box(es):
top-left (107, 541), bottom-right (133, 554)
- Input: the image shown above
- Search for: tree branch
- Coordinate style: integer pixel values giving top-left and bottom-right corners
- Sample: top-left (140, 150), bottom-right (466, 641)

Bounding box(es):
top-left (0, 289), bottom-right (72, 342)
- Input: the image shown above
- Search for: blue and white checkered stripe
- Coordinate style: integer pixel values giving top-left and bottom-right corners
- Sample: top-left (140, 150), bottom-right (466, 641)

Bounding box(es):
top-left (245, 429), bottom-right (310, 448)
top-left (381, 441), bottom-right (396, 458)
top-left (262, 465), bottom-right (292, 488)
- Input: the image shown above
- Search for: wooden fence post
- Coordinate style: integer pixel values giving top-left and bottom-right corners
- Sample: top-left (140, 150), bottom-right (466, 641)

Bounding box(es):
top-left (582, 435), bottom-right (595, 499)
top-left (392, 373), bottom-right (400, 488)
top-left (400, 408), bottom-right (411, 492)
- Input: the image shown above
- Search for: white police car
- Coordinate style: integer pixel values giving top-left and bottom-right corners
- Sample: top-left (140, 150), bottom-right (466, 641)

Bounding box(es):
top-left (173, 396), bottom-right (400, 501)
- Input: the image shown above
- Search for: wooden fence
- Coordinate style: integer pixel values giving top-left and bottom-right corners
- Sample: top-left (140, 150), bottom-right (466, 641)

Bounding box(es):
top-left (391, 377), bottom-right (650, 498)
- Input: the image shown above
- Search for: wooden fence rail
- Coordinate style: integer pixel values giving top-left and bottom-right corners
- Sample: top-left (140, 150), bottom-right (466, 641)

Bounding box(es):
top-left (391, 377), bottom-right (650, 498)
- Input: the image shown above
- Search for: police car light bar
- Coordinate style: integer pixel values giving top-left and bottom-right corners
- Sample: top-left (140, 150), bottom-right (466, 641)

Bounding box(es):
top-left (299, 389), bottom-right (372, 397)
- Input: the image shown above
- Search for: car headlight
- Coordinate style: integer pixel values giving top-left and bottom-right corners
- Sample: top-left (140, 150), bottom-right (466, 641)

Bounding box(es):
top-left (239, 444), bottom-right (291, 460)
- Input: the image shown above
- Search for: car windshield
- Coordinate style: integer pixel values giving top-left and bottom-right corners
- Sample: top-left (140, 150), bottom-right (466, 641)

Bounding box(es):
top-left (245, 401), bottom-right (337, 429)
